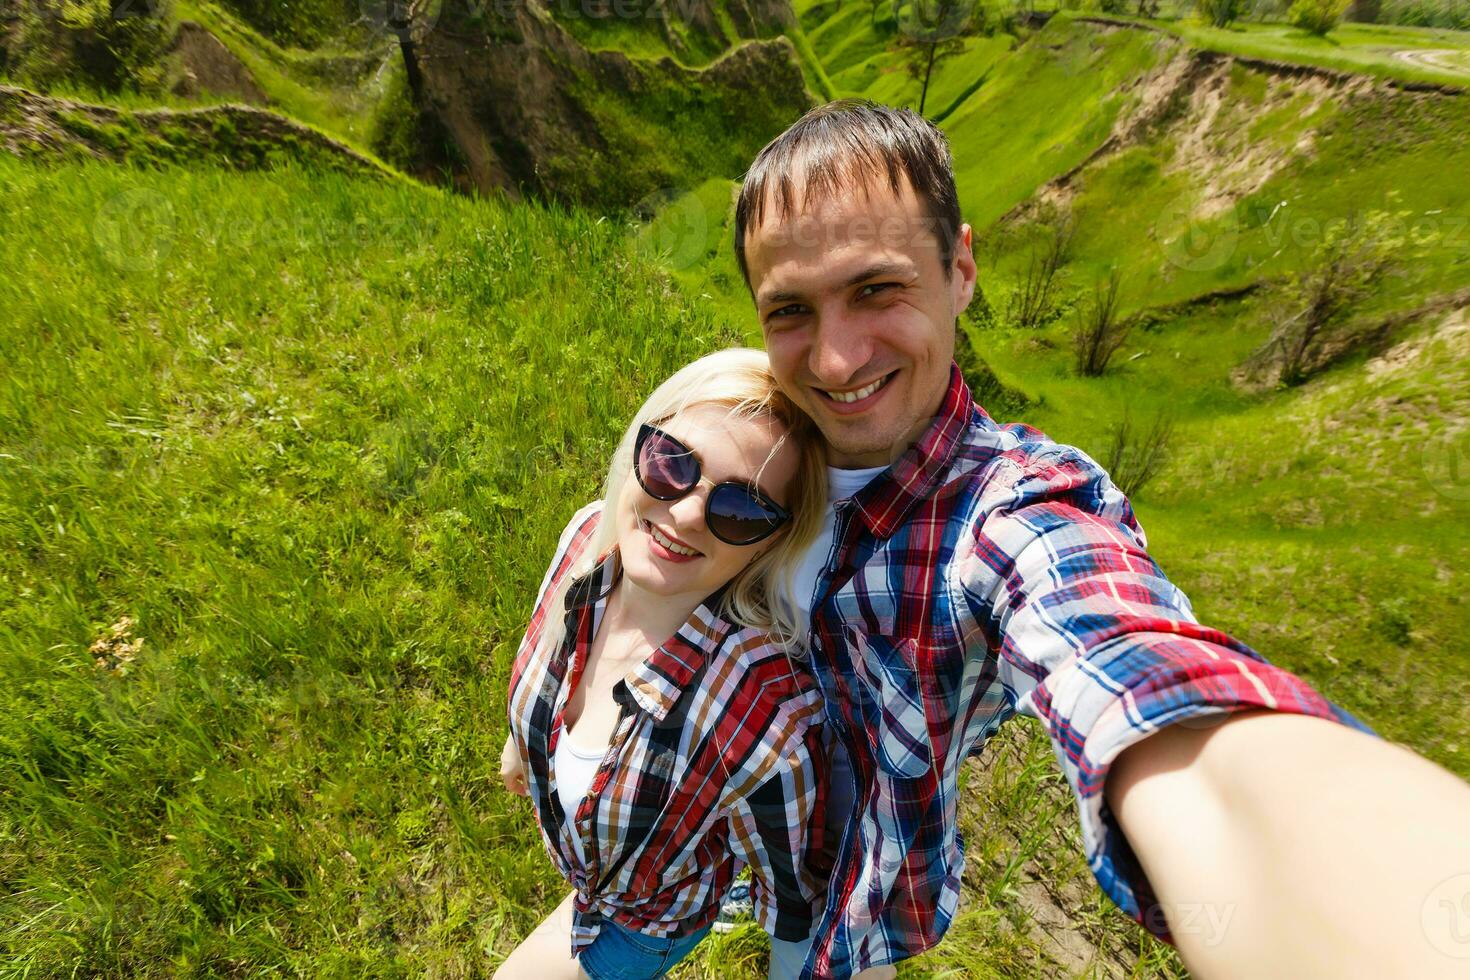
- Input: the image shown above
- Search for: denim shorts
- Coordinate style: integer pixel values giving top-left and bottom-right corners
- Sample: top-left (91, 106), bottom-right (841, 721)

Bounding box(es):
top-left (578, 918), bottom-right (713, 980)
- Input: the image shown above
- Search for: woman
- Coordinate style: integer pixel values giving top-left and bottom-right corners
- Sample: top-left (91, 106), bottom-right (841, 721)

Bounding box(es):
top-left (496, 349), bottom-right (831, 979)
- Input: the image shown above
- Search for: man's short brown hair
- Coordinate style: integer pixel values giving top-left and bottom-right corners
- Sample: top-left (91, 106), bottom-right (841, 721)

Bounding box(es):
top-left (734, 99), bottom-right (963, 289)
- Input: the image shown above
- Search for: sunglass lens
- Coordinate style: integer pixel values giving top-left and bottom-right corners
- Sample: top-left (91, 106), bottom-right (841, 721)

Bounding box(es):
top-left (638, 429), bottom-right (698, 499)
top-left (708, 484), bottom-right (786, 545)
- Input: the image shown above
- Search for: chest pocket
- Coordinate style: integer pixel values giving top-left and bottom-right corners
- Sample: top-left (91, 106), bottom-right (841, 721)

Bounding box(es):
top-left (846, 626), bottom-right (932, 779)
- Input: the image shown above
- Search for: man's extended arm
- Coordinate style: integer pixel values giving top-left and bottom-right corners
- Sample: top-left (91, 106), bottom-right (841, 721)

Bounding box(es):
top-left (967, 439), bottom-right (1470, 974)
top-left (1108, 708), bottom-right (1470, 977)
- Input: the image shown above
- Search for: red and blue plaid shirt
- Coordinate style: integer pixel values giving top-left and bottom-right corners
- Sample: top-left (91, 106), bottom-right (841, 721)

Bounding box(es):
top-left (801, 365), bottom-right (1372, 977)
top-left (507, 503), bottom-right (831, 956)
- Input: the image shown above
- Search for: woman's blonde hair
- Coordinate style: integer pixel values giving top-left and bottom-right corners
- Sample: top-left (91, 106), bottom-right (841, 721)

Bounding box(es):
top-left (548, 348), bottom-right (826, 654)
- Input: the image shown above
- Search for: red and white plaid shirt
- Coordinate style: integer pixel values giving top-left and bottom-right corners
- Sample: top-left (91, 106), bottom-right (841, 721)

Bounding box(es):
top-left (507, 502), bottom-right (832, 955)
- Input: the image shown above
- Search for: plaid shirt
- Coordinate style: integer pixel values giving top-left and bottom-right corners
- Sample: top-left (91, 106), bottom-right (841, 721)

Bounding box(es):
top-left (507, 502), bottom-right (830, 956)
top-left (801, 365), bottom-right (1373, 977)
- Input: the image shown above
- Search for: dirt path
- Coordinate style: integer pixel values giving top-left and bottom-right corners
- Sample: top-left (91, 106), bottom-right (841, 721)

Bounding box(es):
top-left (1393, 48), bottom-right (1470, 78)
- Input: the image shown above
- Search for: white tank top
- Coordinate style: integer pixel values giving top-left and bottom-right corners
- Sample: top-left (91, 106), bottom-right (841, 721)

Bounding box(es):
top-left (554, 728), bottom-right (606, 865)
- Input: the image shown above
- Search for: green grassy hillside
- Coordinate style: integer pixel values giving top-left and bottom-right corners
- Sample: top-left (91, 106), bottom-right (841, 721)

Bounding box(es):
top-left (0, 158), bottom-right (760, 976)
top-left (3, 3), bottom-right (1469, 977)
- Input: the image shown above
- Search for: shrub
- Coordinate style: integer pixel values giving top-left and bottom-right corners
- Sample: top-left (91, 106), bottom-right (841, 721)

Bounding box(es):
top-left (1195, 0), bottom-right (1247, 26)
top-left (1255, 214), bottom-right (1395, 387)
top-left (217, 0), bottom-right (360, 49)
top-left (1071, 268), bottom-right (1133, 377)
top-left (1288, 0), bottom-right (1350, 34)
top-left (1005, 218), bottom-right (1073, 329)
top-left (6, 0), bottom-right (174, 92)
top-left (1103, 407), bottom-right (1176, 499)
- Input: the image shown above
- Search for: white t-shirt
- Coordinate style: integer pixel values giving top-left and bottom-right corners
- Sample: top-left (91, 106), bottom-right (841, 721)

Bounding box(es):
top-left (787, 464), bottom-right (889, 621)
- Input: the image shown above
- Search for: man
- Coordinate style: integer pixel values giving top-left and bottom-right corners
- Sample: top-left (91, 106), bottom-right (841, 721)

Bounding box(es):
top-left (732, 100), bottom-right (1470, 978)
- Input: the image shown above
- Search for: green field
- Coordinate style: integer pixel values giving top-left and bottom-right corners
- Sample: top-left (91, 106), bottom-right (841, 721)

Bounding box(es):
top-left (4, 2), bottom-right (1470, 977)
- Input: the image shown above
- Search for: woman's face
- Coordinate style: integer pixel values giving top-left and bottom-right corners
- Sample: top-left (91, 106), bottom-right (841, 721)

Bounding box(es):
top-left (613, 402), bottom-right (800, 603)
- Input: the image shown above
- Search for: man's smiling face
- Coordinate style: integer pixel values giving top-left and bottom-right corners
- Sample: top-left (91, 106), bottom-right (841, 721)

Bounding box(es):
top-left (744, 175), bottom-right (977, 467)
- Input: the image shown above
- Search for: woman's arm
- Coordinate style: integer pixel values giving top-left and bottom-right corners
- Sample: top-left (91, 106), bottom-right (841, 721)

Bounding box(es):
top-left (500, 733), bottom-right (529, 796)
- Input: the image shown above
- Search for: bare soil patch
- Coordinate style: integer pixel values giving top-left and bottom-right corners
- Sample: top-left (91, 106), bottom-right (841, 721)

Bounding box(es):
top-left (168, 22), bottom-right (268, 105)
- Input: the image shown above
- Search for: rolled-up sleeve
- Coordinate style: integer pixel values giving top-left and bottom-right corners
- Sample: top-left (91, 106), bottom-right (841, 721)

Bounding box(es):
top-left (728, 720), bottom-right (830, 942)
top-left (970, 445), bottom-right (1373, 940)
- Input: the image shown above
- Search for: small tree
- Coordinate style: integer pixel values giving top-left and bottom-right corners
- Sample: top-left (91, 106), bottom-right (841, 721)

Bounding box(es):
top-left (1261, 215), bottom-right (1394, 386)
top-left (1103, 406), bottom-right (1176, 498)
top-left (1006, 217), bottom-right (1073, 329)
top-left (1194, 0), bottom-right (1246, 26)
top-left (1288, 0), bottom-right (1350, 33)
top-left (1072, 268), bottom-right (1133, 377)
top-left (894, 0), bottom-right (976, 116)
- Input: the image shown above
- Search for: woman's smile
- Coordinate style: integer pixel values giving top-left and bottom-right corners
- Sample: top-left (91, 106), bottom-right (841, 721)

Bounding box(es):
top-left (642, 519), bottom-right (702, 562)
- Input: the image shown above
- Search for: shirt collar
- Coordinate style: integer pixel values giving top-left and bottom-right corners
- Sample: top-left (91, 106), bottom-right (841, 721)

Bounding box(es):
top-left (561, 548), bottom-right (731, 723)
top-left (848, 362), bottom-right (977, 540)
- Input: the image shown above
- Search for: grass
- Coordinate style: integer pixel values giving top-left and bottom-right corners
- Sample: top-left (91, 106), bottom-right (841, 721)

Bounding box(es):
top-left (0, 157), bottom-right (750, 975)
top-left (1146, 18), bottom-right (1470, 89)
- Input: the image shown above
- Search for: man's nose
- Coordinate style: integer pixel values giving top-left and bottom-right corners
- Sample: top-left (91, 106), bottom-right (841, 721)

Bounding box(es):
top-left (808, 310), bottom-right (875, 386)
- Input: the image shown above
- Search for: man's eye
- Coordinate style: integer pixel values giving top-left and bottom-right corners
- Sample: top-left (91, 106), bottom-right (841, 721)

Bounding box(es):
top-left (767, 305), bottom-right (804, 320)
top-left (860, 282), bottom-right (896, 298)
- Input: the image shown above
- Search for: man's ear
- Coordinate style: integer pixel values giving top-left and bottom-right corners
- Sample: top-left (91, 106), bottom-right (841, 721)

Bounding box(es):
top-left (950, 224), bottom-right (978, 317)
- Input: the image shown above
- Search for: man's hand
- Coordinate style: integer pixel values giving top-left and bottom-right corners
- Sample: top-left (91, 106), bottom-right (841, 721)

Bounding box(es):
top-left (500, 733), bottom-right (529, 796)
top-left (1106, 709), bottom-right (1470, 978)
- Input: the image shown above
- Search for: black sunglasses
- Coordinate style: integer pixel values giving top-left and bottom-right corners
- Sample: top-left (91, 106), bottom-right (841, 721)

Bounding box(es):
top-left (633, 423), bottom-right (792, 547)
